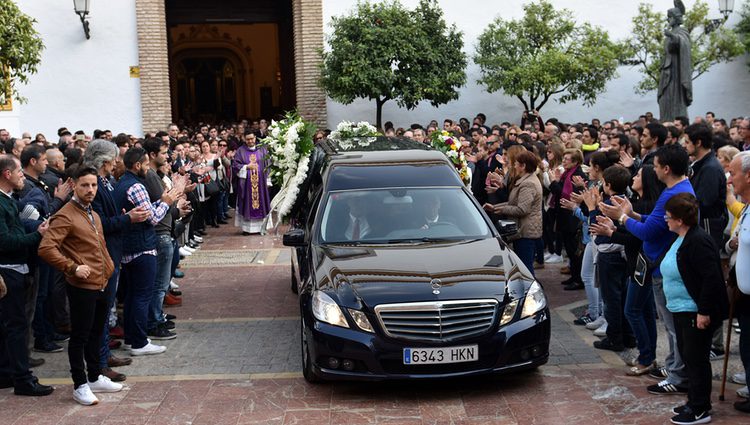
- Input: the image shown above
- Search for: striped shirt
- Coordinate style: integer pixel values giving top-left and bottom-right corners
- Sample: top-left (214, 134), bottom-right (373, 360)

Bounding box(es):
top-left (121, 182), bottom-right (169, 264)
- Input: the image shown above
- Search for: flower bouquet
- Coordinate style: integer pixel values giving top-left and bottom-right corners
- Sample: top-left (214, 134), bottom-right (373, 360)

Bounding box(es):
top-left (263, 111), bottom-right (317, 220)
top-left (429, 130), bottom-right (471, 185)
top-left (328, 121), bottom-right (380, 149)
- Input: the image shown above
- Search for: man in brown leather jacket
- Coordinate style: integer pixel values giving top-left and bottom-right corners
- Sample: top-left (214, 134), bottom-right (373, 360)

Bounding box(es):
top-left (38, 166), bottom-right (121, 406)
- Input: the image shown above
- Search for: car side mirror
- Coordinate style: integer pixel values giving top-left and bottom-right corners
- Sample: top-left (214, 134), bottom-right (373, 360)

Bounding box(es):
top-left (497, 220), bottom-right (518, 239)
top-left (283, 228), bottom-right (306, 247)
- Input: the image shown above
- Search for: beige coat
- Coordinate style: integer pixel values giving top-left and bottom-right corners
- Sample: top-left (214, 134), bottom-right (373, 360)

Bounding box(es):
top-left (494, 172), bottom-right (543, 239)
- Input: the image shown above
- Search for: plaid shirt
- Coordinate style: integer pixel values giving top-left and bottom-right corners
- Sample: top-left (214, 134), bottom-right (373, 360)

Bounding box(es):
top-left (121, 182), bottom-right (169, 264)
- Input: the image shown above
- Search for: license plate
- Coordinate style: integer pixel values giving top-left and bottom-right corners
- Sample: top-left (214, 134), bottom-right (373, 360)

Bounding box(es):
top-left (403, 345), bottom-right (478, 365)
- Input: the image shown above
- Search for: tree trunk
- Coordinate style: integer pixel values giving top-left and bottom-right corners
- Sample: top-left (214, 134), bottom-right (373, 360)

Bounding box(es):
top-left (376, 98), bottom-right (386, 131)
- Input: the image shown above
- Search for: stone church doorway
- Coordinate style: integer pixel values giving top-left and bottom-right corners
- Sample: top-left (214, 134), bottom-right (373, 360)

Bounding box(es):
top-left (165, 0), bottom-right (296, 124)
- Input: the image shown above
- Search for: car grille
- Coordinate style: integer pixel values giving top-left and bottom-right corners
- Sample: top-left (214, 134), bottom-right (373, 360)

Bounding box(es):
top-left (374, 299), bottom-right (498, 343)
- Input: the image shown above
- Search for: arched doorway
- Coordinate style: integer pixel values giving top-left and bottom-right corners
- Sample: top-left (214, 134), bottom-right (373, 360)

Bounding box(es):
top-left (171, 48), bottom-right (250, 123)
top-left (166, 0), bottom-right (297, 125)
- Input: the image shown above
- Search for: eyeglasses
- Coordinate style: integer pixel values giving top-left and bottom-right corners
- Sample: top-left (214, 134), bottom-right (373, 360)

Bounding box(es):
top-left (219, 143), bottom-right (227, 147)
top-left (508, 133), bottom-right (517, 136)
top-left (664, 215), bottom-right (673, 221)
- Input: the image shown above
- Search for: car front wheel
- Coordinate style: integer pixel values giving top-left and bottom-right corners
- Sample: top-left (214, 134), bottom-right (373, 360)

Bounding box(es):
top-left (300, 316), bottom-right (319, 383)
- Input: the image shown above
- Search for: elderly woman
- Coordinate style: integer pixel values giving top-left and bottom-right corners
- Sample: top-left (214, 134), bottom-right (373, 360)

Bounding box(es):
top-left (661, 193), bottom-right (729, 424)
top-left (83, 140), bottom-right (149, 383)
top-left (484, 150), bottom-right (543, 275)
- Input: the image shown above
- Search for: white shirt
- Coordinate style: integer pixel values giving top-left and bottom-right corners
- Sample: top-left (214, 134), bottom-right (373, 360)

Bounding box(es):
top-left (736, 207), bottom-right (750, 294)
top-left (344, 214), bottom-right (370, 240)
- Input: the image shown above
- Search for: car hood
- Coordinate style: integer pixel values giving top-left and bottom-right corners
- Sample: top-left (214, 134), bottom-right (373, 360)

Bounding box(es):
top-left (312, 238), bottom-right (532, 309)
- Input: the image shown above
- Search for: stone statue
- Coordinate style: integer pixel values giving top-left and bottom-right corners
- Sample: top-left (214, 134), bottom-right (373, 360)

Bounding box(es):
top-left (658, 0), bottom-right (692, 122)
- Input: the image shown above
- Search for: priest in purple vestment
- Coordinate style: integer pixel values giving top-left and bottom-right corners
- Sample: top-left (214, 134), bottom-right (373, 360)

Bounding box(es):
top-left (232, 133), bottom-right (272, 234)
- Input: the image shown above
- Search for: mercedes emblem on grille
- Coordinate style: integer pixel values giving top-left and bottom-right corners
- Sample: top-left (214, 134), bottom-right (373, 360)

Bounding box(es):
top-left (430, 279), bottom-right (442, 295)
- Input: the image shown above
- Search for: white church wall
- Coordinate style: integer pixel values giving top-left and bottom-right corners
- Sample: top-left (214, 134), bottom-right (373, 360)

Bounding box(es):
top-left (323, 0), bottom-right (750, 128)
top-left (10, 1), bottom-right (142, 140)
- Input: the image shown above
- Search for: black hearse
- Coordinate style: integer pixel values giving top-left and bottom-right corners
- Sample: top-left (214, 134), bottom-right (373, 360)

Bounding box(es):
top-left (283, 137), bottom-right (550, 382)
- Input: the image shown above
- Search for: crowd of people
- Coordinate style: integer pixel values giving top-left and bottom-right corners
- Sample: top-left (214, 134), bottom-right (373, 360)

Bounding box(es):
top-left (444, 110), bottom-right (748, 425)
top-left (1, 111), bottom-right (749, 422)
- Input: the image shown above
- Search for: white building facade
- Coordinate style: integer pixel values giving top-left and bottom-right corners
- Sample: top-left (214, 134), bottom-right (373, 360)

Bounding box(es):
top-left (1, 0), bottom-right (748, 139)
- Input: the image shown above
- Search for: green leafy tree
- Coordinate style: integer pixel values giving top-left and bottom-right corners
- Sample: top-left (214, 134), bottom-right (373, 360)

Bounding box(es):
top-left (738, 1), bottom-right (750, 68)
top-left (320, 0), bottom-right (466, 129)
top-left (0, 0), bottom-right (44, 104)
top-left (623, 1), bottom-right (744, 94)
top-left (473, 0), bottom-right (622, 112)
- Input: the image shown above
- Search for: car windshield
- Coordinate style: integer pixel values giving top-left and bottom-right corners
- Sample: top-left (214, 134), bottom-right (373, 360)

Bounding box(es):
top-left (319, 187), bottom-right (491, 244)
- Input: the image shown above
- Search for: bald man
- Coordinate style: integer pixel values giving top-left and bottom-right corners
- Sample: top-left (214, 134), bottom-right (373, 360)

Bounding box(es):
top-left (40, 149), bottom-right (66, 197)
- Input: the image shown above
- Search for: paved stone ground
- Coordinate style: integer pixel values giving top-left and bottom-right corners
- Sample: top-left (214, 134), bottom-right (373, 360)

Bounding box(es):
top-left (3, 222), bottom-right (749, 424)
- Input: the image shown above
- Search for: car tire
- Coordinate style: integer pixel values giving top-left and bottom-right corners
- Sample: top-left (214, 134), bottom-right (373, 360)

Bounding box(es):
top-left (291, 264), bottom-right (299, 294)
top-left (300, 316), bottom-right (319, 383)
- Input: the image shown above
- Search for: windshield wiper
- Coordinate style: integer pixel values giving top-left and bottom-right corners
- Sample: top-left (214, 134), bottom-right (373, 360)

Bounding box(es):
top-left (387, 237), bottom-right (458, 244)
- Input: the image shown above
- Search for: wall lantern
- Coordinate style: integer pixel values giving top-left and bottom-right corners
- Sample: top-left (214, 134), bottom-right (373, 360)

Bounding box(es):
top-left (73, 0), bottom-right (91, 40)
top-left (706, 0), bottom-right (735, 34)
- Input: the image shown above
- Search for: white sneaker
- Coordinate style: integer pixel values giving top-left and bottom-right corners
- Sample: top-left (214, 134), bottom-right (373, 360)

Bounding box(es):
top-left (738, 386), bottom-right (749, 398)
top-left (179, 247), bottom-right (193, 256)
top-left (546, 254), bottom-right (564, 264)
top-left (130, 342), bottom-right (166, 356)
top-left (88, 375), bottom-right (123, 393)
top-left (192, 236), bottom-right (203, 243)
top-left (733, 373), bottom-right (747, 385)
top-left (121, 338), bottom-right (151, 351)
top-left (73, 384), bottom-right (99, 406)
top-left (170, 280), bottom-right (179, 290)
top-left (593, 322), bottom-right (608, 337)
top-left (183, 246), bottom-right (196, 253)
top-left (585, 316), bottom-right (606, 330)
top-left (544, 252), bottom-right (553, 260)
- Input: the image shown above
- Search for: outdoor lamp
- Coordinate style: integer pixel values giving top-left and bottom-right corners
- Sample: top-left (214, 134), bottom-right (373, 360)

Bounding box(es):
top-left (73, 0), bottom-right (91, 40)
top-left (718, 0), bottom-right (735, 19)
top-left (705, 0), bottom-right (735, 34)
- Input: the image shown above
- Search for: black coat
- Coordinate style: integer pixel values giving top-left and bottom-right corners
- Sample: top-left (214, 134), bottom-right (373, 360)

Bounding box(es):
top-left (471, 153), bottom-right (502, 205)
top-left (91, 175), bottom-right (131, 265)
top-left (675, 225), bottom-right (729, 323)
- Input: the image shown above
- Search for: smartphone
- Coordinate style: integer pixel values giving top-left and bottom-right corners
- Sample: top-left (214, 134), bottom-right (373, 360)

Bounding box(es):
top-left (76, 134), bottom-right (85, 141)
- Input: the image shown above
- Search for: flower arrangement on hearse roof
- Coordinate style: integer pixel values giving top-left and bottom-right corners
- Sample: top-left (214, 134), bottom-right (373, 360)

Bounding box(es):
top-left (429, 130), bottom-right (471, 185)
top-left (263, 115), bottom-right (471, 222)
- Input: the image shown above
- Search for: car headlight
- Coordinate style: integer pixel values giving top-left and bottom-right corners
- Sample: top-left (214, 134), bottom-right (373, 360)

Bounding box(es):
top-left (521, 281), bottom-right (547, 318)
top-left (312, 291), bottom-right (349, 328)
top-left (499, 300), bottom-right (519, 326)
top-left (347, 309), bottom-right (374, 333)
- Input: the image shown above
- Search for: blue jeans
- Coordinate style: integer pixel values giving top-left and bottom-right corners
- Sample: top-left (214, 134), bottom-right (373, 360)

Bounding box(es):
top-left (534, 238), bottom-right (544, 264)
top-left (625, 277), bottom-right (657, 367)
top-left (652, 276), bottom-right (688, 385)
top-left (597, 252), bottom-right (633, 345)
top-left (99, 266), bottom-right (120, 368)
top-left (581, 242), bottom-right (601, 318)
top-left (513, 238), bottom-right (539, 277)
top-left (170, 237), bottom-right (180, 278)
top-left (120, 254), bottom-right (156, 349)
top-left (148, 235), bottom-right (174, 331)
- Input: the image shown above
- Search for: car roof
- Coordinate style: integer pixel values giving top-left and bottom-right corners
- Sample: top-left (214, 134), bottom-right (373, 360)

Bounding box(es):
top-left (320, 136), bottom-right (452, 166)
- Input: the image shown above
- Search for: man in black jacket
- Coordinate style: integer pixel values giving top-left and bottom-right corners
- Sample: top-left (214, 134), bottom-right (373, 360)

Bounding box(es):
top-left (684, 123), bottom-right (729, 362)
top-left (85, 140), bottom-right (150, 382)
top-left (0, 154), bottom-right (53, 397)
top-left (685, 123), bottom-right (727, 248)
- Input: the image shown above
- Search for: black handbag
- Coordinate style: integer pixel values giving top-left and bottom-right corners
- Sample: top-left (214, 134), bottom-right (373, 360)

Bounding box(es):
top-left (204, 178), bottom-right (220, 198)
